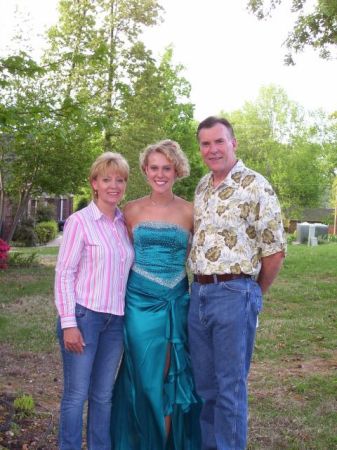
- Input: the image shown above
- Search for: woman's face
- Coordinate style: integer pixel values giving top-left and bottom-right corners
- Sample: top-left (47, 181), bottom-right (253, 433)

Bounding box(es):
top-left (91, 169), bottom-right (127, 207)
top-left (145, 151), bottom-right (176, 194)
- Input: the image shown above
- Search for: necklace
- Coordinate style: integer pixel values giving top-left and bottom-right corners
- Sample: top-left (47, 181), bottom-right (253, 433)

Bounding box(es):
top-left (149, 193), bottom-right (175, 207)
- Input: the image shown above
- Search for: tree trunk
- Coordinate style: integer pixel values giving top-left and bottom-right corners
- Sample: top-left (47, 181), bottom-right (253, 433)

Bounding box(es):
top-left (5, 189), bottom-right (31, 242)
top-left (104, 0), bottom-right (117, 152)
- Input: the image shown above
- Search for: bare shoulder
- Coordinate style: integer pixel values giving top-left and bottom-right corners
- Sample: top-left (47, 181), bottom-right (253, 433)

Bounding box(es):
top-left (172, 196), bottom-right (193, 231)
top-left (174, 196), bottom-right (193, 215)
top-left (124, 197), bottom-right (146, 215)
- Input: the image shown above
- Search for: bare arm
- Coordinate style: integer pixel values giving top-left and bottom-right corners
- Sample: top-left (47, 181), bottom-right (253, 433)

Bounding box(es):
top-left (257, 251), bottom-right (285, 294)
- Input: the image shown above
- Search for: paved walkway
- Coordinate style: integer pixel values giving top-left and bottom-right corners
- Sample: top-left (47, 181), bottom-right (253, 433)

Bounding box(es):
top-left (45, 233), bottom-right (63, 247)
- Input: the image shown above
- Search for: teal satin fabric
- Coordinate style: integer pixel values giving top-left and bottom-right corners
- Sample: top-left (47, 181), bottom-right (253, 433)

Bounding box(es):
top-left (111, 222), bottom-right (201, 450)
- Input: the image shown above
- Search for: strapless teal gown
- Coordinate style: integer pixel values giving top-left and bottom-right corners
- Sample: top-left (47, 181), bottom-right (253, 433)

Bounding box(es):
top-left (111, 222), bottom-right (201, 450)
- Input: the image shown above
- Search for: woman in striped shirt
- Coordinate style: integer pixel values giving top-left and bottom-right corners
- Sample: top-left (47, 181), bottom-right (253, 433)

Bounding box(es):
top-left (55, 152), bottom-right (134, 450)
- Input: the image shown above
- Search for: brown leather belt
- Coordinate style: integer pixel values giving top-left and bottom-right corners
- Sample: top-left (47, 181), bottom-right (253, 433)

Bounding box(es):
top-left (193, 273), bottom-right (251, 284)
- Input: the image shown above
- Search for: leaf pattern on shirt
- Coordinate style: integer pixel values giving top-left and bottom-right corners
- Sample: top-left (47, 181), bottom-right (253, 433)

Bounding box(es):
top-left (262, 229), bottom-right (275, 244)
top-left (238, 202), bottom-right (250, 219)
top-left (205, 246), bottom-right (221, 262)
top-left (230, 263), bottom-right (241, 274)
top-left (231, 172), bottom-right (242, 183)
top-left (197, 230), bottom-right (206, 246)
top-left (246, 225), bottom-right (257, 239)
top-left (218, 229), bottom-right (237, 249)
top-left (241, 174), bottom-right (255, 188)
top-left (218, 186), bottom-right (234, 200)
top-left (188, 160), bottom-right (286, 276)
top-left (217, 204), bottom-right (226, 215)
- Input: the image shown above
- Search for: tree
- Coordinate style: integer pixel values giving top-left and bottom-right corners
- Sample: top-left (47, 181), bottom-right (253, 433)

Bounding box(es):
top-left (118, 46), bottom-right (204, 201)
top-left (0, 52), bottom-right (96, 241)
top-left (45, 0), bottom-right (163, 152)
top-left (45, 2), bottom-right (201, 201)
top-left (247, 0), bottom-right (337, 64)
top-left (224, 85), bottom-right (331, 217)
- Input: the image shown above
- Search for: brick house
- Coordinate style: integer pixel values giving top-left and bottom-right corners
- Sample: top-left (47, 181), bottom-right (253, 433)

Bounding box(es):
top-left (1, 195), bottom-right (73, 239)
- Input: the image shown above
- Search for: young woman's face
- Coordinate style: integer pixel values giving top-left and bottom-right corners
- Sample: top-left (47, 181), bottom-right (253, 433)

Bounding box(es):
top-left (91, 169), bottom-right (127, 207)
top-left (145, 152), bottom-right (176, 194)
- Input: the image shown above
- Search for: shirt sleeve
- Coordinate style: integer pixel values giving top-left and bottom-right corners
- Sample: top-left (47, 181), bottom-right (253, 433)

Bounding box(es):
top-left (54, 215), bottom-right (84, 329)
top-left (256, 180), bottom-right (287, 258)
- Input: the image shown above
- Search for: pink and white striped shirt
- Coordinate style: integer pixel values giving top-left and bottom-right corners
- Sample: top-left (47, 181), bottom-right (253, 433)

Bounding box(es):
top-left (54, 201), bottom-right (134, 329)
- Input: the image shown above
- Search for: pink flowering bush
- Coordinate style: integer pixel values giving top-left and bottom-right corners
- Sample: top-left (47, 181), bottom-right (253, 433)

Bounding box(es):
top-left (0, 238), bottom-right (10, 269)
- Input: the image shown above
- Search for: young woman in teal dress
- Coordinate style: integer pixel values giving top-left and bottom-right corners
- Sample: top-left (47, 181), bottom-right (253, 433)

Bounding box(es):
top-left (111, 140), bottom-right (201, 449)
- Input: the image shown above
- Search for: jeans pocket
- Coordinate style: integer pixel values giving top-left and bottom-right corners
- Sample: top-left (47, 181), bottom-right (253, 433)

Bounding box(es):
top-left (251, 282), bottom-right (263, 314)
top-left (75, 303), bottom-right (87, 319)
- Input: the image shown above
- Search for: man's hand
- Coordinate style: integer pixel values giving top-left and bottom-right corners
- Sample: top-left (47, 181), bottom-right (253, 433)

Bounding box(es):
top-left (63, 327), bottom-right (85, 353)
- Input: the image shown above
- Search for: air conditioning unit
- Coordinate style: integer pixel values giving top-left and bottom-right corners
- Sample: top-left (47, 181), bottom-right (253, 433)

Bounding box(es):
top-left (296, 222), bottom-right (328, 244)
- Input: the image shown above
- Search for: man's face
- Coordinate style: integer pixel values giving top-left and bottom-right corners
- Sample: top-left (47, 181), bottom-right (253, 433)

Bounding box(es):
top-left (198, 123), bottom-right (237, 179)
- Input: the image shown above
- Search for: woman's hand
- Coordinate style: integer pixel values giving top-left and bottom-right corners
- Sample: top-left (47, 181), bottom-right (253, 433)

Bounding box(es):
top-left (63, 327), bottom-right (86, 353)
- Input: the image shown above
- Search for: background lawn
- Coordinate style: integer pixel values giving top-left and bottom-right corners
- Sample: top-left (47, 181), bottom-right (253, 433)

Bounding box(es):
top-left (0, 243), bottom-right (336, 449)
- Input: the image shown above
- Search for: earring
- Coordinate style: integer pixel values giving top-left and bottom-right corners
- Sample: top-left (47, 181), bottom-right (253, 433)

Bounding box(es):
top-left (94, 190), bottom-right (98, 198)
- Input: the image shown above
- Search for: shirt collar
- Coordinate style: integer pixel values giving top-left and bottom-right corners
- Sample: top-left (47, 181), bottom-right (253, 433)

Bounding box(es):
top-left (207, 159), bottom-right (246, 190)
top-left (88, 201), bottom-right (123, 222)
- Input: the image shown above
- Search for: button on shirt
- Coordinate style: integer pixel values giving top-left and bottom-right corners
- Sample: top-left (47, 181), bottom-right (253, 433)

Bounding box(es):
top-left (188, 160), bottom-right (286, 277)
top-left (55, 201), bottom-right (134, 328)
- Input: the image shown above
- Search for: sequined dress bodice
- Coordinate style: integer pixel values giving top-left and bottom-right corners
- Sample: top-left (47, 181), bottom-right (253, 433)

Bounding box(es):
top-left (132, 222), bottom-right (189, 288)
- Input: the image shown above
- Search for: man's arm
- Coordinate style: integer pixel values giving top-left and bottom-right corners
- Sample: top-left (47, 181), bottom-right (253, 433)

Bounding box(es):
top-left (257, 251), bottom-right (285, 294)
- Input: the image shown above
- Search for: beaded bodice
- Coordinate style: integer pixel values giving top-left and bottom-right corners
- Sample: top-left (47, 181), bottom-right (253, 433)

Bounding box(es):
top-left (131, 222), bottom-right (190, 288)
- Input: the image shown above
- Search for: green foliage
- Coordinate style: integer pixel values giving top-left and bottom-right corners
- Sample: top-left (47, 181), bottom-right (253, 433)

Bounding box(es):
top-left (12, 218), bottom-right (38, 247)
top-left (0, 47), bottom-right (99, 241)
top-left (14, 394), bottom-right (35, 417)
top-left (226, 85), bottom-right (335, 218)
top-left (117, 46), bottom-right (202, 201)
top-left (328, 233), bottom-right (337, 243)
top-left (36, 204), bottom-right (56, 223)
top-left (75, 197), bottom-right (89, 211)
top-left (74, 187), bottom-right (91, 211)
top-left (9, 251), bottom-right (39, 268)
top-left (247, 0), bottom-right (337, 63)
top-left (286, 232), bottom-right (297, 244)
top-left (35, 220), bottom-right (58, 245)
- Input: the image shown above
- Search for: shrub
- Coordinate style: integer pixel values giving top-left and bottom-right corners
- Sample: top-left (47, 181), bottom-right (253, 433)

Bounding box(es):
top-left (8, 251), bottom-right (39, 267)
top-left (35, 220), bottom-right (58, 245)
top-left (287, 232), bottom-right (297, 244)
top-left (76, 197), bottom-right (89, 211)
top-left (12, 218), bottom-right (38, 247)
top-left (36, 204), bottom-right (56, 223)
top-left (0, 239), bottom-right (10, 269)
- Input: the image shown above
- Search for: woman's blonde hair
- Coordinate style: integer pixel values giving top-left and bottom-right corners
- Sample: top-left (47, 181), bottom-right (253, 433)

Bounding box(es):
top-left (139, 139), bottom-right (190, 179)
top-left (89, 152), bottom-right (129, 197)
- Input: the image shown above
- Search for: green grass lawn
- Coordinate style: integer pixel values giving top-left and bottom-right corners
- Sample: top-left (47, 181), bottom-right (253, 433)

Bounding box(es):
top-left (248, 243), bottom-right (337, 449)
top-left (0, 243), bottom-right (337, 448)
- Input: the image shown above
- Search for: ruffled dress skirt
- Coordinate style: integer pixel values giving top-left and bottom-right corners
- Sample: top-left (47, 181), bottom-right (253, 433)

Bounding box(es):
top-left (111, 269), bottom-right (201, 450)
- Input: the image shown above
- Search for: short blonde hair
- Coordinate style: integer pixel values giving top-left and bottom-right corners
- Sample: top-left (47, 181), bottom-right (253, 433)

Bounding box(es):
top-left (89, 152), bottom-right (129, 196)
top-left (140, 140), bottom-right (190, 179)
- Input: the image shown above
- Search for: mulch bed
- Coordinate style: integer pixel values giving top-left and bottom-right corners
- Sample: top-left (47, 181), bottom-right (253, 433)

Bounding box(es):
top-left (0, 393), bottom-right (57, 449)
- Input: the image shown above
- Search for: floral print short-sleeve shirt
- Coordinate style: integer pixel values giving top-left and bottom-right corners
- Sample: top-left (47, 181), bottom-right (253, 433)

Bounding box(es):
top-left (188, 160), bottom-right (286, 277)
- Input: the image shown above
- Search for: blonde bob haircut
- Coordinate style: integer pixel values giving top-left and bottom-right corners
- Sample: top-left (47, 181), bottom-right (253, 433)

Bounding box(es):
top-left (140, 139), bottom-right (190, 179)
top-left (89, 152), bottom-right (129, 196)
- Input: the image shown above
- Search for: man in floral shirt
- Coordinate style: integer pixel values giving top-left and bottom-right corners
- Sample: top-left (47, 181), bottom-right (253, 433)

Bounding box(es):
top-left (188, 116), bottom-right (286, 450)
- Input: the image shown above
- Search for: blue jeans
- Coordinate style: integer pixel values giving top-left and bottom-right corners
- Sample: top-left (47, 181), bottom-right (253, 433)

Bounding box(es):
top-left (57, 304), bottom-right (124, 450)
top-left (188, 277), bottom-right (262, 450)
